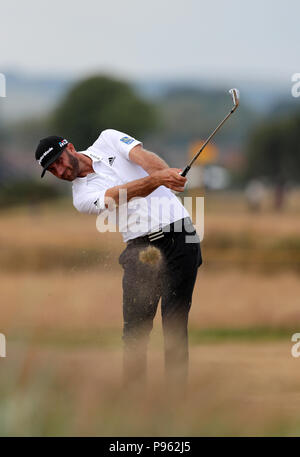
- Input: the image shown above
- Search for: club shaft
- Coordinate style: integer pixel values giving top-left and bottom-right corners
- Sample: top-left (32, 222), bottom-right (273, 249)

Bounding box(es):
top-left (181, 105), bottom-right (237, 177)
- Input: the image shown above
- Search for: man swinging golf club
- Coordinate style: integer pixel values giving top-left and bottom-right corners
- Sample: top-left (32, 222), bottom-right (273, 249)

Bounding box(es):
top-left (34, 88), bottom-right (238, 391)
top-left (35, 130), bottom-right (202, 392)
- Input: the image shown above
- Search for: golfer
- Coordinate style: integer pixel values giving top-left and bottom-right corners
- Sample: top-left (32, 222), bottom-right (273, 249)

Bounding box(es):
top-left (35, 130), bottom-right (202, 390)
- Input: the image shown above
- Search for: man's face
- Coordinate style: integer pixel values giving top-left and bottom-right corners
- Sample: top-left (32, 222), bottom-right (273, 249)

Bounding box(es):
top-left (47, 146), bottom-right (79, 181)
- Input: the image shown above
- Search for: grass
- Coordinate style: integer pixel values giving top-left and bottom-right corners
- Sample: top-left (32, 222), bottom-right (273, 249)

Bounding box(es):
top-left (2, 197), bottom-right (300, 272)
top-left (189, 327), bottom-right (294, 343)
top-left (2, 269), bottom-right (300, 332)
top-left (6, 326), bottom-right (296, 351)
top-left (1, 193), bottom-right (300, 436)
top-left (1, 340), bottom-right (300, 436)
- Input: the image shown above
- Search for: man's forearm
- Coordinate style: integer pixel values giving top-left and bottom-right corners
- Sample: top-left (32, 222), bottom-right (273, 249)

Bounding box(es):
top-left (104, 168), bottom-right (186, 208)
top-left (129, 145), bottom-right (169, 174)
top-left (104, 175), bottom-right (160, 207)
top-left (142, 150), bottom-right (169, 174)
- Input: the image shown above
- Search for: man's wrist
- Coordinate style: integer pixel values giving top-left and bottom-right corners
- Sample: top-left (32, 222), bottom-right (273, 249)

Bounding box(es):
top-left (150, 172), bottom-right (161, 189)
top-left (148, 164), bottom-right (168, 175)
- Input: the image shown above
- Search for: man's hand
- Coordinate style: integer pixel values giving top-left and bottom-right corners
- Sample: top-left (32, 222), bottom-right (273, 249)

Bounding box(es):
top-left (152, 168), bottom-right (187, 192)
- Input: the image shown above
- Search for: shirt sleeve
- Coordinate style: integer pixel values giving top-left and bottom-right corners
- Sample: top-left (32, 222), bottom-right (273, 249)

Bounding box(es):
top-left (100, 129), bottom-right (142, 161)
top-left (72, 178), bottom-right (108, 215)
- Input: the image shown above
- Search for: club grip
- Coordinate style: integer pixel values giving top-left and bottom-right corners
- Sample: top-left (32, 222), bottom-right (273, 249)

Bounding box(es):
top-left (180, 166), bottom-right (190, 177)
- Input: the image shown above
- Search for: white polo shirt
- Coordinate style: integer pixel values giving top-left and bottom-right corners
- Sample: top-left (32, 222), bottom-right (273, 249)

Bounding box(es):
top-left (72, 129), bottom-right (190, 242)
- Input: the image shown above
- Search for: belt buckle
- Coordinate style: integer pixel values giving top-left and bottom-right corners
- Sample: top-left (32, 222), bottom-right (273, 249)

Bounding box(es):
top-left (147, 229), bottom-right (164, 242)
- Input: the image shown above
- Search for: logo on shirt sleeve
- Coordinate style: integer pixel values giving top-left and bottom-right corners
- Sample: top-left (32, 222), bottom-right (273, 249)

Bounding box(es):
top-left (120, 136), bottom-right (134, 145)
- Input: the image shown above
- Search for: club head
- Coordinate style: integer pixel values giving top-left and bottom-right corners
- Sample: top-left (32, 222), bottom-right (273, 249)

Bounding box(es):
top-left (229, 88), bottom-right (240, 109)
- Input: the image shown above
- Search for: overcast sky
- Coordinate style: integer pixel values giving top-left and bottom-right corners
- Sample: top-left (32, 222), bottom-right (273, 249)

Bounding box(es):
top-left (0, 0), bottom-right (299, 85)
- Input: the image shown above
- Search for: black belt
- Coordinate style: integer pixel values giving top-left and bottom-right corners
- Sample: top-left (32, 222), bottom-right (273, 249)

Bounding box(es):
top-left (127, 217), bottom-right (195, 244)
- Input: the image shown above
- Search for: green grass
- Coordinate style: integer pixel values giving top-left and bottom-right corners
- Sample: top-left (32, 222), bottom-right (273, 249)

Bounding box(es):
top-left (189, 327), bottom-right (294, 343)
top-left (8, 326), bottom-right (295, 350)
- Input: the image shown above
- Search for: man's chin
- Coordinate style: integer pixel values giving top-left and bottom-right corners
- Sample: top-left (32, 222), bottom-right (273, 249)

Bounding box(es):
top-left (62, 173), bottom-right (76, 181)
top-left (64, 176), bottom-right (76, 182)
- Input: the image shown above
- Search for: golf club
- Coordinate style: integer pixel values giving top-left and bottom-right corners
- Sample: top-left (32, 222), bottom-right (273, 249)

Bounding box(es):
top-left (180, 88), bottom-right (240, 177)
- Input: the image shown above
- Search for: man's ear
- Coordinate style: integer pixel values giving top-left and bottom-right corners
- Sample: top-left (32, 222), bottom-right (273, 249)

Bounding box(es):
top-left (67, 143), bottom-right (75, 153)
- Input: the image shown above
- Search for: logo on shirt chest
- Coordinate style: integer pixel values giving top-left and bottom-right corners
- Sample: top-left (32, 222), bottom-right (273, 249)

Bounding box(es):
top-left (108, 156), bottom-right (116, 166)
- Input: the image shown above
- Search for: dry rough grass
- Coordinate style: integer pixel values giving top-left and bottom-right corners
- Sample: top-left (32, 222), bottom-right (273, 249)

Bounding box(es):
top-left (1, 341), bottom-right (300, 436)
top-left (2, 198), bottom-right (300, 272)
top-left (1, 194), bottom-right (300, 436)
top-left (1, 270), bottom-right (300, 335)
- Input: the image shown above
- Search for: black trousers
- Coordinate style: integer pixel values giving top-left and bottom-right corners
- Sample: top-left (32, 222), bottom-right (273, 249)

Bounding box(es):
top-left (119, 218), bottom-right (202, 389)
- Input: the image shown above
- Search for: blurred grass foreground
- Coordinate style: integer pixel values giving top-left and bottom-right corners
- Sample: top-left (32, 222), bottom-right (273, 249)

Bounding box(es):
top-left (1, 191), bottom-right (300, 436)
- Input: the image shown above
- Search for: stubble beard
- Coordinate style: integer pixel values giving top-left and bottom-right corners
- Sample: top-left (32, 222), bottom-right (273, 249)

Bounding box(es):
top-left (66, 152), bottom-right (80, 181)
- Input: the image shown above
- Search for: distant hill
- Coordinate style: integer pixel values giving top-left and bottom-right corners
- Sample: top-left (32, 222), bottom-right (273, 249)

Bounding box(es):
top-left (134, 78), bottom-right (289, 113)
top-left (0, 70), bottom-right (291, 124)
top-left (0, 71), bottom-right (72, 123)
top-left (0, 70), bottom-right (296, 183)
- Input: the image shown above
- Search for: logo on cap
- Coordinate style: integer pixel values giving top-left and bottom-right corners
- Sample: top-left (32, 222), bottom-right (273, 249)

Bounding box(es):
top-left (38, 147), bottom-right (54, 165)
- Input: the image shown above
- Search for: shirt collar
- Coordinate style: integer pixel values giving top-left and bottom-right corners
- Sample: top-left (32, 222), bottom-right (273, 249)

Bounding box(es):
top-left (79, 150), bottom-right (103, 163)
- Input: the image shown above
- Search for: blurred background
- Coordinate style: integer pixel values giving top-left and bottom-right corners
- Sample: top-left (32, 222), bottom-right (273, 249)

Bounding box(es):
top-left (1, 0), bottom-right (300, 436)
